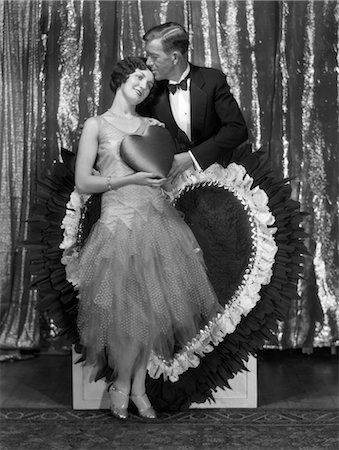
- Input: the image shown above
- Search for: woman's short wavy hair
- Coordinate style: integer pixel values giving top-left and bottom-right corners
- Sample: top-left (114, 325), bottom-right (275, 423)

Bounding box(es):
top-left (109, 56), bottom-right (150, 94)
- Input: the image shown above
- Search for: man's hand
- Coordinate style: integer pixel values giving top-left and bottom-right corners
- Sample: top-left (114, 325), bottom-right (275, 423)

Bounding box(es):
top-left (148, 118), bottom-right (165, 127)
top-left (168, 152), bottom-right (193, 180)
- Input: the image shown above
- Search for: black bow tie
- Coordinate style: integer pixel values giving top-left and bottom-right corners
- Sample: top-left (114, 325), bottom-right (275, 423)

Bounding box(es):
top-left (168, 77), bottom-right (189, 95)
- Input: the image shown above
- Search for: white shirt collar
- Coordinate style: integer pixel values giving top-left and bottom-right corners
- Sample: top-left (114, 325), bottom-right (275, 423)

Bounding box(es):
top-left (168, 64), bottom-right (190, 85)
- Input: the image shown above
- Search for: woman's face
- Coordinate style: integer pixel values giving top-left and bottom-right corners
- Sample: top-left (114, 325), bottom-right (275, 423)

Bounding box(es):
top-left (120, 68), bottom-right (154, 105)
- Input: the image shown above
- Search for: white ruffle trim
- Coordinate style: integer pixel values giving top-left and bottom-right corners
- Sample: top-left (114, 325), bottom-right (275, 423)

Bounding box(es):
top-left (60, 163), bottom-right (278, 382)
top-left (59, 189), bottom-right (88, 288)
top-left (147, 163), bottom-right (278, 382)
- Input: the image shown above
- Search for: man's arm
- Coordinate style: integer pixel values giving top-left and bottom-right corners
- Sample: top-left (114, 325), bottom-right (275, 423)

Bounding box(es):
top-left (191, 70), bottom-right (248, 170)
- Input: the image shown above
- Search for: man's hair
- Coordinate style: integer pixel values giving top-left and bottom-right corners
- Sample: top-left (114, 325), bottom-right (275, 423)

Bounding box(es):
top-left (143, 22), bottom-right (189, 55)
top-left (109, 56), bottom-right (149, 93)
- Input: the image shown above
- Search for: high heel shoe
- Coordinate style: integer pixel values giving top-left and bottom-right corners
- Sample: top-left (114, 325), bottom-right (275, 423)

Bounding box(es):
top-left (130, 393), bottom-right (157, 419)
top-left (107, 384), bottom-right (129, 420)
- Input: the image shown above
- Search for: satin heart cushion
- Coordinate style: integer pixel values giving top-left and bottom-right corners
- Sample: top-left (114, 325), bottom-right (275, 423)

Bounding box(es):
top-left (120, 125), bottom-right (175, 178)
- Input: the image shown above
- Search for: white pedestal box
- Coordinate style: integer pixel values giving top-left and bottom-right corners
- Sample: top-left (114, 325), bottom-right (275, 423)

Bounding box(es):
top-left (72, 347), bottom-right (257, 409)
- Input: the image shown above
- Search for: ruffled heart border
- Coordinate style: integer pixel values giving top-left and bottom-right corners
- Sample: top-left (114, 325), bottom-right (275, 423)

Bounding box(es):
top-left (28, 146), bottom-right (308, 411)
top-left (58, 162), bottom-right (278, 383)
top-left (148, 162), bottom-right (279, 382)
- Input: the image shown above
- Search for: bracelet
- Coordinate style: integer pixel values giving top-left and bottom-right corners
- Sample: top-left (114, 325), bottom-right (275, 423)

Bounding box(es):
top-left (106, 175), bottom-right (113, 190)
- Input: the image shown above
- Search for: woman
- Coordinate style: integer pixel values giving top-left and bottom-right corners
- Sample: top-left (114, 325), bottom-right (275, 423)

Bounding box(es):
top-left (75, 57), bottom-right (222, 420)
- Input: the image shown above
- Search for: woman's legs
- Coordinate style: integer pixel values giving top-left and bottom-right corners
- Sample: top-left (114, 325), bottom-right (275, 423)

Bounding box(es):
top-left (107, 341), bottom-right (156, 418)
top-left (131, 361), bottom-right (147, 395)
top-left (107, 340), bottom-right (149, 393)
top-left (110, 345), bottom-right (139, 394)
top-left (129, 357), bottom-right (156, 418)
top-left (130, 361), bottom-right (156, 418)
top-left (107, 344), bottom-right (140, 420)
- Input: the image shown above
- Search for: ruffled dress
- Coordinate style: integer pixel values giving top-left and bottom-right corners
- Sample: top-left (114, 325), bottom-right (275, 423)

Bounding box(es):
top-left (77, 112), bottom-right (223, 381)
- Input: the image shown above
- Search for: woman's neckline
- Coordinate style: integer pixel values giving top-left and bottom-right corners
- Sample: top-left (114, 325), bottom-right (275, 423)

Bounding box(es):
top-left (106, 108), bottom-right (140, 120)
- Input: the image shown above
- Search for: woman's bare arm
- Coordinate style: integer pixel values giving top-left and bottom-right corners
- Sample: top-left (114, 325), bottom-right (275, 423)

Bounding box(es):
top-left (75, 118), bottom-right (166, 195)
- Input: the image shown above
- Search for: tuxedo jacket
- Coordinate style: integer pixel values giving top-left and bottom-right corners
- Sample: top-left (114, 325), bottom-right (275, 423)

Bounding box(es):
top-left (138, 63), bottom-right (248, 170)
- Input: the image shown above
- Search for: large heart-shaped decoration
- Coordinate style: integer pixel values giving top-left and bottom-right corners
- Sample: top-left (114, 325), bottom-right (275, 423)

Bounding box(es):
top-left (120, 126), bottom-right (175, 178)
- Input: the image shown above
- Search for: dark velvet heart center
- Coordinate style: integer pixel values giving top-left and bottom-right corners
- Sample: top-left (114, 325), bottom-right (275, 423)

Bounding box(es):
top-left (120, 126), bottom-right (175, 178)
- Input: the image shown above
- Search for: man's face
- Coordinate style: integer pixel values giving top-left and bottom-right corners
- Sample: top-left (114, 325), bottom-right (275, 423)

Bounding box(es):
top-left (145, 38), bottom-right (175, 81)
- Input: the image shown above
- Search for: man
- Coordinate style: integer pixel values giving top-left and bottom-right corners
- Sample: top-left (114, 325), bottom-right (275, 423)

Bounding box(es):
top-left (139, 22), bottom-right (248, 179)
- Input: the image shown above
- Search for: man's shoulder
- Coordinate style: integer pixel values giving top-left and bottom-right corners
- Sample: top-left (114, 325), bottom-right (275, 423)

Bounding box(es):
top-left (190, 64), bottom-right (225, 80)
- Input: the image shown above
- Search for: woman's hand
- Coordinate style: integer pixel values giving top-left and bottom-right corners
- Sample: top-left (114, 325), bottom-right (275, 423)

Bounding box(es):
top-left (130, 172), bottom-right (167, 187)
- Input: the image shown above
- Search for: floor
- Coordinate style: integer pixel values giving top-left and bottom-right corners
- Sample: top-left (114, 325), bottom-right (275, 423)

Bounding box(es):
top-left (0, 348), bottom-right (338, 410)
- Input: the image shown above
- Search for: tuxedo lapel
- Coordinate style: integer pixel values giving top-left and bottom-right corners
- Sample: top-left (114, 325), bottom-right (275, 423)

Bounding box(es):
top-left (153, 67), bottom-right (208, 148)
top-left (190, 66), bottom-right (207, 144)
top-left (153, 88), bottom-right (179, 138)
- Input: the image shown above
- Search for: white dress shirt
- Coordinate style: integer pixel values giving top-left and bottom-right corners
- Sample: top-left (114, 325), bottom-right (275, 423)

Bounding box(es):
top-left (168, 65), bottom-right (202, 171)
top-left (168, 65), bottom-right (191, 140)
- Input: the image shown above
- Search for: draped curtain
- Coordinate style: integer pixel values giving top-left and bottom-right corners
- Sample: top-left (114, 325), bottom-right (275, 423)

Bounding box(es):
top-left (0, 0), bottom-right (338, 351)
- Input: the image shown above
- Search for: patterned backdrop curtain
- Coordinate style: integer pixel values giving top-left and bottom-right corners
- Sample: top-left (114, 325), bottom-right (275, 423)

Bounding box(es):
top-left (0, 0), bottom-right (338, 352)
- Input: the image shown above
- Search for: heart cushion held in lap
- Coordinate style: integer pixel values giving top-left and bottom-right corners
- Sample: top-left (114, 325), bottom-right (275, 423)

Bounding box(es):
top-left (120, 126), bottom-right (175, 178)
